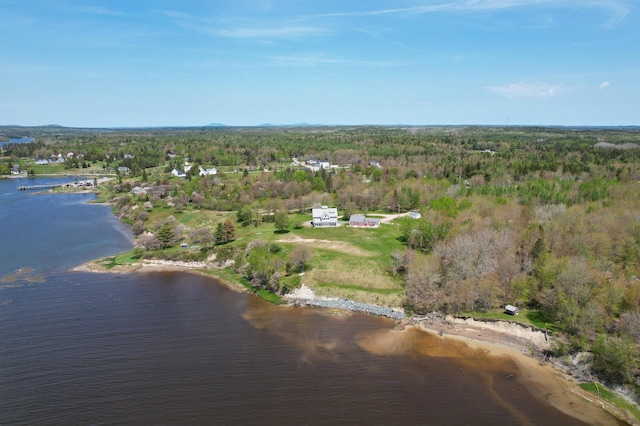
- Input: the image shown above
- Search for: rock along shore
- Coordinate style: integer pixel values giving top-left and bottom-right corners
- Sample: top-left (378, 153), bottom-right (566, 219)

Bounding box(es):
top-left (284, 284), bottom-right (405, 320)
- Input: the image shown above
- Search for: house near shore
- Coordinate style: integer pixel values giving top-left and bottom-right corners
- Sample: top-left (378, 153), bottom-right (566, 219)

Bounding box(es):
top-left (349, 214), bottom-right (381, 228)
top-left (312, 206), bottom-right (338, 228)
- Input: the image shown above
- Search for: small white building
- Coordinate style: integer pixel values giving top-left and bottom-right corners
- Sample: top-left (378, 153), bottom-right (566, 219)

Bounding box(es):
top-left (171, 168), bottom-right (186, 178)
top-left (408, 211), bottom-right (421, 219)
top-left (199, 166), bottom-right (218, 176)
top-left (312, 206), bottom-right (338, 228)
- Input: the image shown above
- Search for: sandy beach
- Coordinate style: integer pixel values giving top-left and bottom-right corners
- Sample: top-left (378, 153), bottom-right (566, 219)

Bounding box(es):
top-left (406, 323), bottom-right (634, 425)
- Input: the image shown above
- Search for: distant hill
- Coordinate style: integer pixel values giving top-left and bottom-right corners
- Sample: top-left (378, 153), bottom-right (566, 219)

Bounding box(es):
top-left (207, 123), bottom-right (227, 127)
top-left (256, 123), bottom-right (325, 127)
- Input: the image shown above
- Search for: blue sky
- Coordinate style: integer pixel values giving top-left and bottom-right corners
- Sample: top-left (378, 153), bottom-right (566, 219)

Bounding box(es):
top-left (1, 0), bottom-right (638, 127)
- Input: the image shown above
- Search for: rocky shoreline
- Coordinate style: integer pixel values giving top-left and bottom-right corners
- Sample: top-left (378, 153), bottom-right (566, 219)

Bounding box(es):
top-left (285, 284), bottom-right (405, 320)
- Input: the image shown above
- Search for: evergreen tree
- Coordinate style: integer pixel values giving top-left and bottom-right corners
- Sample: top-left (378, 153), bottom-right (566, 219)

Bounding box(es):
top-left (222, 220), bottom-right (235, 242)
top-left (215, 223), bottom-right (225, 245)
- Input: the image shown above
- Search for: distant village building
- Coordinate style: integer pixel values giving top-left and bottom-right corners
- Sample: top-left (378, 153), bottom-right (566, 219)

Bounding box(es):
top-left (117, 166), bottom-right (130, 176)
top-left (171, 168), bottom-right (186, 178)
top-left (199, 166), bottom-right (218, 176)
top-left (312, 206), bottom-right (338, 228)
top-left (305, 159), bottom-right (331, 172)
top-left (349, 214), bottom-right (381, 228)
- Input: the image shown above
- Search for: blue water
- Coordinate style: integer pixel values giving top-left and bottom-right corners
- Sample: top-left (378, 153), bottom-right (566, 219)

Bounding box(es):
top-left (0, 177), bottom-right (132, 276)
top-left (0, 137), bottom-right (34, 146)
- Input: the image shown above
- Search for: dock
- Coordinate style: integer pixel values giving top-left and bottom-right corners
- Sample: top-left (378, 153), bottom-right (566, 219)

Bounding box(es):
top-left (17, 183), bottom-right (65, 191)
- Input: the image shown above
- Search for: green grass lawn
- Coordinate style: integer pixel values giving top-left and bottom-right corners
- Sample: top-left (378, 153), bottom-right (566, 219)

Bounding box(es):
top-left (460, 308), bottom-right (559, 331)
top-left (579, 383), bottom-right (640, 422)
top-left (98, 252), bottom-right (139, 269)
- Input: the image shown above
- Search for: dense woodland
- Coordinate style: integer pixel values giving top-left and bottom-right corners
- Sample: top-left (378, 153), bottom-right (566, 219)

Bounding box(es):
top-left (3, 125), bottom-right (640, 388)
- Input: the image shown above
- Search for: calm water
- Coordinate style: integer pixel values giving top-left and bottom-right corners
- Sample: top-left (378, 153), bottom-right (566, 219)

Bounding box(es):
top-left (0, 137), bottom-right (35, 147)
top-left (0, 178), bottom-right (616, 425)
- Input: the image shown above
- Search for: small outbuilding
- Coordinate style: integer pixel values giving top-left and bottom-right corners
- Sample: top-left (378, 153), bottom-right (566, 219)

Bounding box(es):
top-left (504, 305), bottom-right (519, 315)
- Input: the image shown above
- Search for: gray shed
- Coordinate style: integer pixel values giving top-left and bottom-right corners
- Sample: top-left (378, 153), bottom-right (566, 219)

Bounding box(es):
top-left (504, 305), bottom-right (519, 315)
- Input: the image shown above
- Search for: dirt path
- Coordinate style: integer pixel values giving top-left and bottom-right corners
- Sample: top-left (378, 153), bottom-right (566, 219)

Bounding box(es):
top-left (376, 212), bottom-right (410, 223)
top-left (273, 234), bottom-right (371, 256)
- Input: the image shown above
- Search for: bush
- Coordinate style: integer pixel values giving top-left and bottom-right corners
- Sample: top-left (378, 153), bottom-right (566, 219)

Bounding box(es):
top-left (131, 247), bottom-right (145, 259)
top-left (591, 335), bottom-right (639, 385)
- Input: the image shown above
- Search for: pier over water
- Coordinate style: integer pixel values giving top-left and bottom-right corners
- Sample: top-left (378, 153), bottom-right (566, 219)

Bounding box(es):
top-left (17, 183), bottom-right (65, 191)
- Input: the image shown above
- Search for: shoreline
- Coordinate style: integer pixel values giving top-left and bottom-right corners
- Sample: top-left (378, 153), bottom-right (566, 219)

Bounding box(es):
top-left (73, 257), bottom-right (636, 425)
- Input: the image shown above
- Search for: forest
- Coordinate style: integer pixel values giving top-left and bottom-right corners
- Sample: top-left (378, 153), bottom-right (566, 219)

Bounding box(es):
top-left (2, 124), bottom-right (640, 390)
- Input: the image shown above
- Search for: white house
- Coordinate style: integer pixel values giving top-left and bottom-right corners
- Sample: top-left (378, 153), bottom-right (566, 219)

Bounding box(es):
top-left (199, 166), bottom-right (218, 176)
top-left (305, 159), bottom-right (331, 172)
top-left (171, 168), bottom-right (186, 178)
top-left (312, 206), bottom-right (338, 228)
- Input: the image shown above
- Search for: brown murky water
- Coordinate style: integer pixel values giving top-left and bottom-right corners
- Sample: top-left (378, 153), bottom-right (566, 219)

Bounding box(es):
top-left (0, 271), bottom-right (622, 425)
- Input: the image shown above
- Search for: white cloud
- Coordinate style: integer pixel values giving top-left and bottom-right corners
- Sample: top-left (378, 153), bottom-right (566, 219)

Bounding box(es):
top-left (162, 10), bottom-right (330, 39)
top-left (599, 81), bottom-right (611, 90)
top-left (486, 81), bottom-right (568, 98)
top-left (75, 6), bottom-right (125, 16)
top-left (302, 0), bottom-right (630, 24)
top-left (266, 53), bottom-right (404, 67)
top-left (215, 26), bottom-right (330, 39)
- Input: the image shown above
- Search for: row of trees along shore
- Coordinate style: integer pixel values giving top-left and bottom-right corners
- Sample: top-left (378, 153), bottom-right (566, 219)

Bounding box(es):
top-left (3, 125), bottom-right (640, 390)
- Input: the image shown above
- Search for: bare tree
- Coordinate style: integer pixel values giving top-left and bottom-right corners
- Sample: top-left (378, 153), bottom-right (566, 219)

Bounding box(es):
top-left (289, 245), bottom-right (312, 273)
